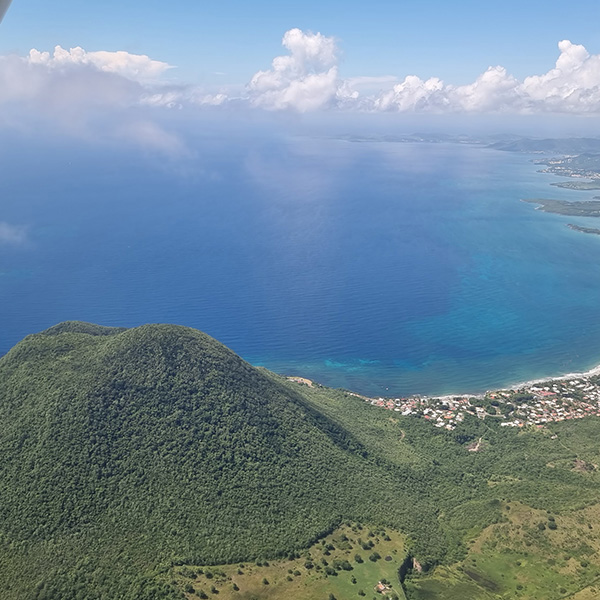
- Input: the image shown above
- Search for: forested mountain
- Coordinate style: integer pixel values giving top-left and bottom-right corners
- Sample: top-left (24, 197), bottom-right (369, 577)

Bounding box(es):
top-left (2, 322), bottom-right (600, 599)
top-left (0, 322), bottom-right (436, 599)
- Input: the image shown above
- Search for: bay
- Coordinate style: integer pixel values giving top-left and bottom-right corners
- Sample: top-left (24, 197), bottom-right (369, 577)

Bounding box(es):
top-left (1, 131), bottom-right (600, 397)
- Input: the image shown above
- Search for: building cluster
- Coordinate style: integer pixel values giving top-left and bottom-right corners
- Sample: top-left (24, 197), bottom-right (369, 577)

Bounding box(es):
top-left (364, 395), bottom-right (469, 430)
top-left (361, 375), bottom-right (600, 430)
top-left (535, 156), bottom-right (600, 179)
top-left (496, 377), bottom-right (600, 427)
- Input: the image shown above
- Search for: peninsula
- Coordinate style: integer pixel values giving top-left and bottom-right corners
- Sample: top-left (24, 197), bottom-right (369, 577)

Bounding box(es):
top-left (550, 180), bottom-right (600, 191)
top-left (567, 223), bottom-right (600, 235)
top-left (521, 198), bottom-right (600, 217)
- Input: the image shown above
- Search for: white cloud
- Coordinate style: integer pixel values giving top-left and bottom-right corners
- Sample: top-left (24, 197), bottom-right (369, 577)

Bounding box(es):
top-left (371, 40), bottom-right (600, 114)
top-left (371, 62), bottom-right (524, 113)
top-left (247, 28), bottom-right (340, 111)
top-left (520, 40), bottom-right (600, 112)
top-left (346, 75), bottom-right (398, 88)
top-left (450, 66), bottom-right (521, 112)
top-left (374, 75), bottom-right (446, 111)
top-left (2, 33), bottom-right (600, 128)
top-left (244, 33), bottom-right (600, 114)
top-left (0, 222), bottom-right (27, 245)
top-left (27, 45), bottom-right (172, 82)
top-left (0, 46), bottom-right (188, 154)
top-left (0, 44), bottom-right (176, 120)
top-left (0, 51), bottom-right (142, 114)
top-left (196, 93), bottom-right (228, 106)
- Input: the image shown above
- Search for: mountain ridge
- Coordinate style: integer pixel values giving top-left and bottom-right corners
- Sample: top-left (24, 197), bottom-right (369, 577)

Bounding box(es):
top-left (0, 322), bottom-right (404, 599)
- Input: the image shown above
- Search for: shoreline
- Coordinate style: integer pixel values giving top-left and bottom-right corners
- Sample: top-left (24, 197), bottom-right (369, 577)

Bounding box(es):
top-left (406, 362), bottom-right (600, 401)
top-left (289, 360), bottom-right (600, 402)
top-left (287, 358), bottom-right (600, 431)
top-left (424, 362), bottom-right (600, 401)
top-left (508, 362), bottom-right (600, 392)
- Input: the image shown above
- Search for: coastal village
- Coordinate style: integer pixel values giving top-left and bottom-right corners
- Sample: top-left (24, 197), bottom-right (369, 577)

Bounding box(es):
top-left (287, 371), bottom-right (600, 431)
top-left (351, 373), bottom-right (600, 431)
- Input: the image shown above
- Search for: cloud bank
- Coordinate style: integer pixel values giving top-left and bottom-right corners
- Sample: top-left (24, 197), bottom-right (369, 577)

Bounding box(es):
top-left (2, 31), bottom-right (600, 132)
top-left (0, 46), bottom-right (185, 154)
top-left (245, 32), bottom-right (600, 114)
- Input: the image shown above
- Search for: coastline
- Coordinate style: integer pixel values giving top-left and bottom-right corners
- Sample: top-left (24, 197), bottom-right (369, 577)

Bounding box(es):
top-left (508, 362), bottom-right (600, 393)
top-left (290, 359), bottom-right (600, 402)
top-left (286, 356), bottom-right (600, 432)
top-left (326, 360), bottom-right (600, 431)
top-left (413, 361), bottom-right (600, 402)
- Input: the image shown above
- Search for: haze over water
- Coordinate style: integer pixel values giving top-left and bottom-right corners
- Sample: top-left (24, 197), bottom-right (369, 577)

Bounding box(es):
top-left (2, 129), bottom-right (600, 397)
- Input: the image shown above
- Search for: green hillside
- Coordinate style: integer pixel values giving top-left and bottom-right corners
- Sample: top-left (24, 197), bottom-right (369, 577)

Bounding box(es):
top-left (0, 322), bottom-right (440, 599)
top-left (2, 322), bottom-right (600, 599)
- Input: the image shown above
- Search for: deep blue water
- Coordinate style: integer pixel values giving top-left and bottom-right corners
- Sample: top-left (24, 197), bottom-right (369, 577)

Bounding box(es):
top-left (2, 132), bottom-right (600, 397)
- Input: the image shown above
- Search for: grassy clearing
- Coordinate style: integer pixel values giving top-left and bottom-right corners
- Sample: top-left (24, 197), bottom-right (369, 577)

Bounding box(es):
top-left (173, 524), bottom-right (408, 600)
top-left (404, 566), bottom-right (490, 600)
top-left (404, 501), bottom-right (600, 599)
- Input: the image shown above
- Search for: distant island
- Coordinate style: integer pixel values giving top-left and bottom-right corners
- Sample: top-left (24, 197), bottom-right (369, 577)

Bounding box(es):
top-left (567, 223), bottom-right (600, 235)
top-left (488, 137), bottom-right (600, 154)
top-left (334, 132), bottom-right (600, 155)
top-left (521, 198), bottom-right (600, 217)
top-left (550, 180), bottom-right (600, 190)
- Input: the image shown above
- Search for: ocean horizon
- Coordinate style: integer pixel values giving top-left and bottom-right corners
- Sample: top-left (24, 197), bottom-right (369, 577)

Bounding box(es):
top-left (2, 131), bottom-right (600, 397)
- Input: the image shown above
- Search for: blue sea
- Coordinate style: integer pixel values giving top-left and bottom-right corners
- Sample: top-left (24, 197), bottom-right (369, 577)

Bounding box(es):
top-left (2, 129), bottom-right (600, 397)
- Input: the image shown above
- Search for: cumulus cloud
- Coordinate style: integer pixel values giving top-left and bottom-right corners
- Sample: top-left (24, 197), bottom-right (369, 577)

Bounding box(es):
top-left (244, 33), bottom-right (600, 114)
top-left (3, 32), bottom-right (600, 128)
top-left (27, 45), bottom-right (172, 82)
top-left (0, 222), bottom-right (27, 245)
top-left (372, 69), bottom-right (525, 113)
top-left (371, 40), bottom-right (600, 114)
top-left (520, 40), bottom-right (600, 112)
top-left (247, 28), bottom-right (340, 111)
top-left (374, 75), bottom-right (446, 111)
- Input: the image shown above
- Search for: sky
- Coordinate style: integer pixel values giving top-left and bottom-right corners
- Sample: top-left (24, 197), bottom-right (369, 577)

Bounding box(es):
top-left (2, 1), bottom-right (600, 86)
top-left (1, 0), bottom-right (600, 134)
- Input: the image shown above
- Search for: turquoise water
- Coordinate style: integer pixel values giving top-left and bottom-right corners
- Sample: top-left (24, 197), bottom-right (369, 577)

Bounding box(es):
top-left (2, 132), bottom-right (600, 397)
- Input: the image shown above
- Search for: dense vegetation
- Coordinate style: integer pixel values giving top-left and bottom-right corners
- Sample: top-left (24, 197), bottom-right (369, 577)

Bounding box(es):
top-left (2, 322), bottom-right (600, 598)
top-left (0, 322), bottom-right (435, 599)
